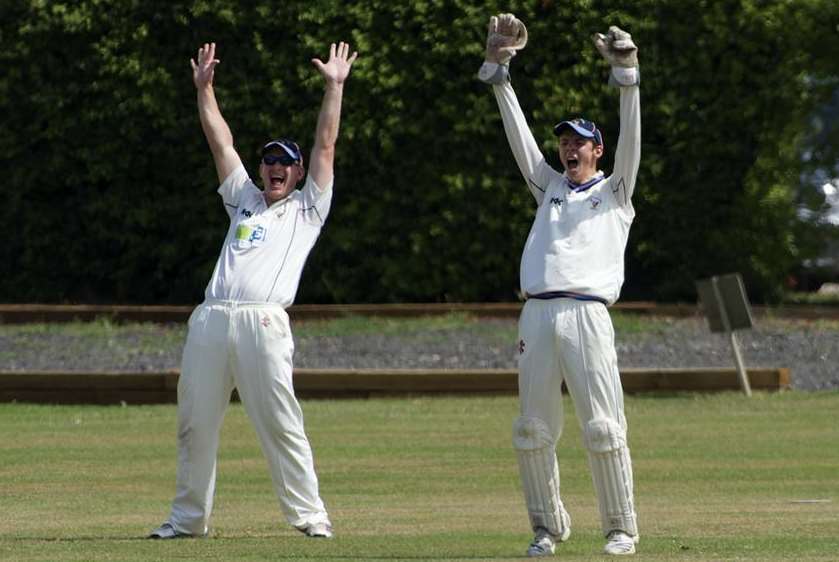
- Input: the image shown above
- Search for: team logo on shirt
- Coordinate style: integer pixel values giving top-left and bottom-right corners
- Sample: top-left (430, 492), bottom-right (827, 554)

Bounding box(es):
top-left (550, 197), bottom-right (564, 207)
top-left (240, 208), bottom-right (253, 218)
top-left (590, 196), bottom-right (601, 209)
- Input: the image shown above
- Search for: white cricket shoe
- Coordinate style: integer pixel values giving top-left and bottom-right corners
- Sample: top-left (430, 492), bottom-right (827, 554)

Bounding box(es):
top-left (147, 522), bottom-right (205, 539)
top-left (604, 530), bottom-right (638, 555)
top-left (525, 509), bottom-right (572, 557)
top-left (298, 521), bottom-right (334, 538)
top-left (526, 524), bottom-right (570, 557)
top-left (526, 528), bottom-right (556, 557)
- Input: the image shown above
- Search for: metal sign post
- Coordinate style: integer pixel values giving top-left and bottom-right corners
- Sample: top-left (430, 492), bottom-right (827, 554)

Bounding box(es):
top-left (696, 273), bottom-right (754, 396)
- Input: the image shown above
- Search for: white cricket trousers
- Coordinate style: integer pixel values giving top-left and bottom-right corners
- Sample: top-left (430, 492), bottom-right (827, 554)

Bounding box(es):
top-left (167, 299), bottom-right (329, 535)
top-left (516, 298), bottom-right (637, 536)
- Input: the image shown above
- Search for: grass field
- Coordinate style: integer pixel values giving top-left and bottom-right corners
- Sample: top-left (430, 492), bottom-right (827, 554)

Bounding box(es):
top-left (1, 392), bottom-right (837, 561)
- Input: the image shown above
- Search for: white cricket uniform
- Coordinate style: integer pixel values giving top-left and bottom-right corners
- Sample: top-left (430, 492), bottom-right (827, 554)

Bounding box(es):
top-left (167, 164), bottom-right (332, 536)
top-left (491, 68), bottom-right (640, 538)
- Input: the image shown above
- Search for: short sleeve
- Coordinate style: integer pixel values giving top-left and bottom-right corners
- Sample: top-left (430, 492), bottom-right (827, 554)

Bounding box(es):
top-left (301, 174), bottom-right (333, 224)
top-left (217, 165), bottom-right (251, 219)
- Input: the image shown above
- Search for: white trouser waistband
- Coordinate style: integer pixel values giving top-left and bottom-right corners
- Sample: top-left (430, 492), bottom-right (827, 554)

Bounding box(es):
top-left (202, 299), bottom-right (288, 312)
top-left (201, 299), bottom-right (285, 310)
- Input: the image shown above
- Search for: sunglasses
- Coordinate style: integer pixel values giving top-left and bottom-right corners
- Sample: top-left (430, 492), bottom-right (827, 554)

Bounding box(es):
top-left (262, 153), bottom-right (298, 166)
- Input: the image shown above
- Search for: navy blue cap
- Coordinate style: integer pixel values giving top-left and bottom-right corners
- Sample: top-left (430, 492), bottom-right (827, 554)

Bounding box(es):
top-left (553, 118), bottom-right (603, 146)
top-left (261, 138), bottom-right (302, 162)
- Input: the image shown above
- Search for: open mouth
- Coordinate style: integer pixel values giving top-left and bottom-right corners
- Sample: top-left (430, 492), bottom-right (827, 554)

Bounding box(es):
top-left (270, 175), bottom-right (286, 189)
top-left (566, 157), bottom-right (579, 170)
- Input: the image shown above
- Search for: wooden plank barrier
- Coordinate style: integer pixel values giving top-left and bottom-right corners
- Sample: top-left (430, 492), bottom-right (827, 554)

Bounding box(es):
top-left (0, 367), bottom-right (790, 405)
top-left (0, 302), bottom-right (703, 323)
top-left (1, 302), bottom-right (837, 324)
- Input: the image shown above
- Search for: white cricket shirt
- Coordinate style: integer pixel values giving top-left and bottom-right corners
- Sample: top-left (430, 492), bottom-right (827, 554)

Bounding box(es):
top-left (492, 72), bottom-right (640, 305)
top-left (204, 165), bottom-right (332, 307)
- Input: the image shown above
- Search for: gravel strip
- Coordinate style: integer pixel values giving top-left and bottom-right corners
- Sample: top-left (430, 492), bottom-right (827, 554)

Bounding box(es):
top-left (1, 316), bottom-right (836, 391)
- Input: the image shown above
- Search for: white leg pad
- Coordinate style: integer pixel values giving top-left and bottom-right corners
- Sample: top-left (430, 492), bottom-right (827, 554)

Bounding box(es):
top-left (513, 416), bottom-right (571, 539)
top-left (583, 418), bottom-right (638, 537)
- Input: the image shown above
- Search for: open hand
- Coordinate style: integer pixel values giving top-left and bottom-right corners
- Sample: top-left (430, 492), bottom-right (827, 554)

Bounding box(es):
top-left (312, 42), bottom-right (358, 85)
top-left (190, 42), bottom-right (220, 89)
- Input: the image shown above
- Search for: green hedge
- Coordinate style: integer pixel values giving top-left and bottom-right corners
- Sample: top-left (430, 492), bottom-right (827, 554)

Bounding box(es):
top-left (1, 0), bottom-right (837, 304)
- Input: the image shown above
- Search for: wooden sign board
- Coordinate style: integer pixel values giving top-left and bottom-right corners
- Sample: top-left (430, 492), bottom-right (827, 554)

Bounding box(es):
top-left (696, 273), bottom-right (754, 333)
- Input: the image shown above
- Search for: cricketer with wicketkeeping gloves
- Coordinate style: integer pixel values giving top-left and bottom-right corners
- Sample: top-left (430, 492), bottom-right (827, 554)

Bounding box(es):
top-left (478, 14), bottom-right (641, 557)
top-left (148, 41), bottom-right (357, 541)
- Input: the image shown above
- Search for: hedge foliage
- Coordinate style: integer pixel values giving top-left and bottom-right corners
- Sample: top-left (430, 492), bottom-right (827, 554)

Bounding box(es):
top-left (1, 0), bottom-right (838, 304)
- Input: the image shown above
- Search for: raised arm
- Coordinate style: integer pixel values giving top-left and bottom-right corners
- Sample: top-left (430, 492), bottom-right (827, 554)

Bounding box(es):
top-left (593, 27), bottom-right (641, 206)
top-left (308, 42), bottom-right (358, 189)
top-left (478, 14), bottom-right (558, 203)
top-left (190, 42), bottom-right (242, 184)
top-left (490, 80), bottom-right (557, 203)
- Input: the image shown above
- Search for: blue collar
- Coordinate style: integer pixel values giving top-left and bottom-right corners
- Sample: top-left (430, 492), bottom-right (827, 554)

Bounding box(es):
top-left (566, 173), bottom-right (604, 193)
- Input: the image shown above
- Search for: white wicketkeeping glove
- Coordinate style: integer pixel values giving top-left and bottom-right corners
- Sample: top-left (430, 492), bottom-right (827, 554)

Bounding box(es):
top-left (593, 26), bottom-right (638, 68)
top-left (485, 13), bottom-right (528, 65)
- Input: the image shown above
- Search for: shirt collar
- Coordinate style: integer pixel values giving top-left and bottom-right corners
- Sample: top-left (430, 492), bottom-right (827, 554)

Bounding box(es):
top-left (566, 171), bottom-right (604, 192)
